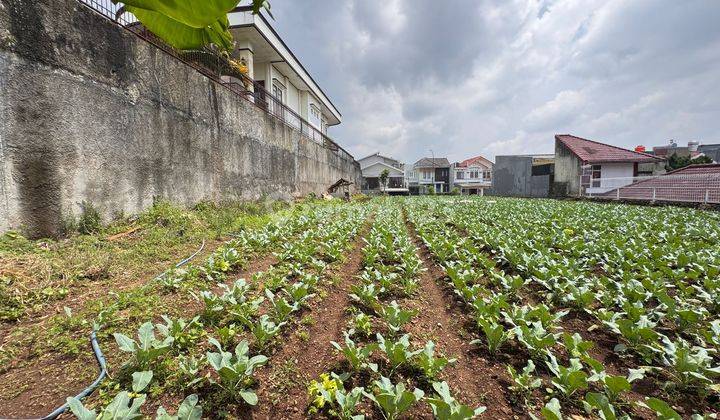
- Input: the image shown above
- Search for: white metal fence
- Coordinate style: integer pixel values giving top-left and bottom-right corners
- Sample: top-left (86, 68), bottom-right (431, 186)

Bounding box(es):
top-left (581, 172), bottom-right (720, 204)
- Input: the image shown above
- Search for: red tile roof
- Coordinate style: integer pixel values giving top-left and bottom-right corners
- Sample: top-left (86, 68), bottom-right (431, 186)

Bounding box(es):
top-left (457, 155), bottom-right (494, 168)
top-left (667, 163), bottom-right (720, 175)
top-left (598, 164), bottom-right (720, 203)
top-left (556, 134), bottom-right (664, 164)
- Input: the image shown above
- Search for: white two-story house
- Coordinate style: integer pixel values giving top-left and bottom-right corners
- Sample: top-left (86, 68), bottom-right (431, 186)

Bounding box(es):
top-left (227, 6), bottom-right (342, 143)
top-left (406, 158), bottom-right (452, 194)
top-left (453, 155), bottom-right (493, 195)
top-left (358, 153), bottom-right (408, 194)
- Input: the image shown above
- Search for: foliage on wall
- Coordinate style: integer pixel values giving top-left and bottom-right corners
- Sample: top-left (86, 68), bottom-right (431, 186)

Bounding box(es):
top-left (113, 0), bottom-right (272, 51)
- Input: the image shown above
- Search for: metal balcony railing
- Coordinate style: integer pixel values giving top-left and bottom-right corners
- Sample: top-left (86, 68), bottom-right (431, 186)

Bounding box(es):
top-left (77, 0), bottom-right (343, 153)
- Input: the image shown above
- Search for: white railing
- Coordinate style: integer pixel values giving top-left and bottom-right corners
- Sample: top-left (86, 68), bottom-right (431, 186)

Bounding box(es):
top-left (581, 172), bottom-right (720, 204)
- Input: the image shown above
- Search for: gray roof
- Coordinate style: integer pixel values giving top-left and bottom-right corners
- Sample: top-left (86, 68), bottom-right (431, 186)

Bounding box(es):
top-left (414, 157), bottom-right (450, 168)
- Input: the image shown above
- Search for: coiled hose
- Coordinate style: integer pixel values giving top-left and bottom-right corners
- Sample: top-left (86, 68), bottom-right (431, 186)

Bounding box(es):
top-left (30, 240), bottom-right (206, 420)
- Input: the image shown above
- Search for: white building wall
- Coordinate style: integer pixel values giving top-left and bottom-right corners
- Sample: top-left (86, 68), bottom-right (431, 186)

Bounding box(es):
top-left (587, 162), bottom-right (636, 194)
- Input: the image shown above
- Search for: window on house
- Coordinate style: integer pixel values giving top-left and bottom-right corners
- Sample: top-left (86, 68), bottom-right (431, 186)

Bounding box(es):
top-left (483, 171), bottom-right (491, 180)
top-left (272, 82), bottom-right (284, 116)
top-left (309, 105), bottom-right (321, 129)
top-left (422, 170), bottom-right (432, 180)
top-left (591, 165), bottom-right (602, 187)
top-left (456, 171), bottom-right (464, 179)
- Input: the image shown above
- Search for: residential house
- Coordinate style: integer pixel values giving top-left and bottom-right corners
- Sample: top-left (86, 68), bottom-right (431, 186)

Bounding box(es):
top-left (492, 154), bottom-right (555, 198)
top-left (407, 158), bottom-right (452, 194)
top-left (358, 153), bottom-right (408, 194)
top-left (554, 134), bottom-right (665, 197)
top-left (452, 155), bottom-right (493, 195)
top-left (227, 7), bottom-right (342, 142)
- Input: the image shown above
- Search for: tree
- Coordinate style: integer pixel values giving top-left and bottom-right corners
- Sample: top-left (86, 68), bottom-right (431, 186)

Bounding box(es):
top-left (114, 0), bottom-right (272, 51)
top-left (667, 152), bottom-right (713, 171)
top-left (379, 169), bottom-right (390, 194)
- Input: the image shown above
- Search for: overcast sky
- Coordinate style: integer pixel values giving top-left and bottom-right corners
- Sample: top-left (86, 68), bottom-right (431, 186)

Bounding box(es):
top-left (264, 0), bottom-right (720, 164)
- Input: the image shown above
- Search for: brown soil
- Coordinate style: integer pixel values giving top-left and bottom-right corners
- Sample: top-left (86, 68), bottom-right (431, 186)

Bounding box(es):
top-left (248, 226), bottom-right (369, 419)
top-left (404, 218), bottom-right (517, 419)
top-left (0, 249), bottom-right (279, 418)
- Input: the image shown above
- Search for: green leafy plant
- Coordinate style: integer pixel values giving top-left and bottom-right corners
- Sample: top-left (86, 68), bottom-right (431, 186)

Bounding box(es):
top-left (205, 338), bottom-right (268, 405)
top-left (380, 300), bottom-right (417, 334)
top-left (546, 354), bottom-right (589, 398)
top-left (507, 360), bottom-right (542, 401)
top-left (266, 288), bottom-right (299, 323)
top-left (352, 312), bottom-right (374, 337)
top-left (637, 397), bottom-right (681, 420)
top-left (376, 333), bottom-right (422, 371)
top-left (364, 376), bottom-right (424, 420)
top-left (331, 330), bottom-right (378, 372)
top-left (250, 314), bottom-right (285, 350)
top-left (426, 381), bottom-right (486, 419)
top-left (415, 340), bottom-right (455, 381)
top-left (114, 322), bottom-right (174, 370)
top-left (472, 319), bottom-right (511, 354)
top-left (67, 370), bottom-right (154, 419)
top-left (113, 0), bottom-right (272, 52)
top-left (157, 315), bottom-right (203, 350)
top-left (155, 394), bottom-right (203, 420)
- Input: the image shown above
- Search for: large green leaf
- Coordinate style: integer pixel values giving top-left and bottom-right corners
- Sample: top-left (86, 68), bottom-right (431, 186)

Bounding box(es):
top-left (124, 6), bottom-right (233, 51)
top-left (116, 0), bottom-right (238, 28)
top-left (113, 0), bottom-right (263, 51)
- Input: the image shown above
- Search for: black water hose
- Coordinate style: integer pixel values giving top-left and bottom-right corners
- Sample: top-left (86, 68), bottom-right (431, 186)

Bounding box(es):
top-left (28, 240), bottom-right (206, 420)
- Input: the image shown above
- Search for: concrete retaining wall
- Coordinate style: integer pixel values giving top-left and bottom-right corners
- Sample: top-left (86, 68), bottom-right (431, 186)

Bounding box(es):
top-left (0, 0), bottom-right (361, 237)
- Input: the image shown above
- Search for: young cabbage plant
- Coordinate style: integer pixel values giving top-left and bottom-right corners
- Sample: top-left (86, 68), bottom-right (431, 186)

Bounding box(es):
top-left (380, 300), bottom-right (417, 334)
top-left (206, 338), bottom-right (268, 405)
top-left (507, 360), bottom-right (542, 401)
top-left (155, 394), bottom-right (203, 420)
top-left (250, 314), bottom-right (286, 350)
top-left (114, 322), bottom-right (174, 370)
top-left (286, 281), bottom-right (315, 305)
top-left (513, 321), bottom-right (558, 362)
top-left (546, 354), bottom-right (589, 398)
top-left (364, 376), bottom-right (424, 420)
top-left (472, 319), bottom-right (511, 354)
top-left (174, 354), bottom-right (205, 388)
top-left (350, 283), bottom-right (382, 313)
top-left (583, 392), bottom-right (617, 420)
top-left (415, 340), bottom-right (456, 381)
top-left (157, 315), bottom-right (204, 350)
top-left (67, 370), bottom-right (153, 420)
top-left (376, 333), bottom-right (422, 371)
top-left (637, 398), bottom-right (682, 420)
top-left (352, 313), bottom-right (374, 337)
top-left (659, 337), bottom-right (720, 392)
top-left (265, 289), bottom-right (299, 323)
top-left (562, 332), bottom-right (594, 358)
top-left (331, 330), bottom-right (378, 372)
top-left (333, 387), bottom-right (366, 420)
top-left (426, 381), bottom-right (486, 420)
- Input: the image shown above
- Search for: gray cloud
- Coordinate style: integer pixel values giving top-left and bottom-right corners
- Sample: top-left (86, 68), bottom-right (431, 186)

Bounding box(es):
top-left (266, 0), bottom-right (720, 163)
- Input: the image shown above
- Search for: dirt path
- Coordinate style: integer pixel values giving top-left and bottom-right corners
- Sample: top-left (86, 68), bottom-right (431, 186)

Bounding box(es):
top-left (249, 224), bottom-right (369, 419)
top-left (404, 217), bottom-right (516, 419)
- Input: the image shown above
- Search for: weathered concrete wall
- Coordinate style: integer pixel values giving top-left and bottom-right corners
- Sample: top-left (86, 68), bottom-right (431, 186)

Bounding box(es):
top-left (492, 156), bottom-right (533, 197)
top-left (553, 140), bottom-right (581, 197)
top-left (0, 0), bottom-right (361, 237)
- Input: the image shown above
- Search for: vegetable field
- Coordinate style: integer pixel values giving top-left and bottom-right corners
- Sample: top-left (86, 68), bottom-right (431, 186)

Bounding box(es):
top-left (1, 197), bottom-right (719, 419)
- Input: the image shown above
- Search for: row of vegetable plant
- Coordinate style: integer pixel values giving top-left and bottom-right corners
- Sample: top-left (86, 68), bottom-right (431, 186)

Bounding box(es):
top-left (67, 202), bottom-right (370, 417)
top-left (404, 197), bottom-right (719, 419)
top-left (307, 201), bottom-right (486, 419)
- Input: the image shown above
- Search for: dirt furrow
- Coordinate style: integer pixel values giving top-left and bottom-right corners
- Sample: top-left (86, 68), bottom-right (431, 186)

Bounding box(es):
top-left (404, 216), bottom-right (517, 419)
top-left (249, 224), bottom-right (370, 419)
